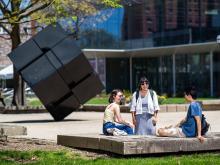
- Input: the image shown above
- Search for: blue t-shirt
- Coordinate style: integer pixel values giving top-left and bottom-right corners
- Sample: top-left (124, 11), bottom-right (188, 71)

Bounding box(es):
top-left (181, 102), bottom-right (202, 137)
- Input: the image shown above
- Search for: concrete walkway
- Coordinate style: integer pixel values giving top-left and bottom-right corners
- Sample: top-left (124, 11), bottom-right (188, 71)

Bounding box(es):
top-left (0, 111), bottom-right (219, 141)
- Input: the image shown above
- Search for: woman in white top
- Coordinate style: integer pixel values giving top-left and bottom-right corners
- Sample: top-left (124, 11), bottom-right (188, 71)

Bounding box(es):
top-left (103, 89), bottom-right (134, 135)
top-left (130, 77), bottom-right (160, 135)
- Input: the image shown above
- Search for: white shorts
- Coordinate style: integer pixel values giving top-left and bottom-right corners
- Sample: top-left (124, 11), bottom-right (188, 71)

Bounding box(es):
top-left (159, 127), bottom-right (186, 138)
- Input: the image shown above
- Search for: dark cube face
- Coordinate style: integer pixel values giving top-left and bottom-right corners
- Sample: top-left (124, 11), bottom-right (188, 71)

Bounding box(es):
top-left (46, 95), bottom-right (80, 121)
top-left (58, 54), bottom-right (93, 86)
top-left (8, 39), bottom-right (43, 71)
top-left (32, 72), bottom-right (70, 106)
top-left (72, 73), bottom-right (104, 104)
top-left (33, 24), bottom-right (68, 50)
top-left (8, 23), bottom-right (104, 121)
top-left (52, 37), bottom-right (82, 65)
top-left (21, 56), bottom-right (57, 86)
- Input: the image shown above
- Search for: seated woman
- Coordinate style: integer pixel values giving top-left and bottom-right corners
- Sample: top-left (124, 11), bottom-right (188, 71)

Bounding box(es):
top-left (103, 89), bottom-right (134, 136)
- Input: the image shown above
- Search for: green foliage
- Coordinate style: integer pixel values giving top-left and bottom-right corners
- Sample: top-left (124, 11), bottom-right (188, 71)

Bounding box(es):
top-left (122, 90), bottom-right (132, 104)
top-left (33, 0), bottom-right (122, 28)
top-left (158, 95), bottom-right (167, 104)
top-left (0, 150), bottom-right (220, 165)
top-left (27, 98), bottom-right (43, 106)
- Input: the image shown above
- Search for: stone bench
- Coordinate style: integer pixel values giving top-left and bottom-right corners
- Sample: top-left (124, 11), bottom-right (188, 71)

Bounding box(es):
top-left (0, 124), bottom-right (27, 141)
top-left (57, 133), bottom-right (220, 155)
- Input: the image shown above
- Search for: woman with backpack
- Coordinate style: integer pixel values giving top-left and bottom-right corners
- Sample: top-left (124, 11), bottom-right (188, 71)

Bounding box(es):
top-left (130, 77), bottom-right (160, 135)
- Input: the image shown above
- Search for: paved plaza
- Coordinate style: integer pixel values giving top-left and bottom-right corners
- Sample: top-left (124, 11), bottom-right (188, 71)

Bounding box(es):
top-left (0, 111), bottom-right (219, 141)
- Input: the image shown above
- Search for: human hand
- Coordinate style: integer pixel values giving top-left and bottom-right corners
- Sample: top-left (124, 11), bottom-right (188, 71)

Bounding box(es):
top-left (152, 116), bottom-right (158, 126)
top-left (132, 119), bottom-right (136, 126)
top-left (128, 122), bottom-right (135, 128)
top-left (197, 135), bottom-right (205, 143)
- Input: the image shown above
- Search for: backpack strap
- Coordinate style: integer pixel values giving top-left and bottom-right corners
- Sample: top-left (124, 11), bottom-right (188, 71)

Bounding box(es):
top-left (149, 89), bottom-right (154, 101)
top-left (135, 90), bottom-right (139, 103)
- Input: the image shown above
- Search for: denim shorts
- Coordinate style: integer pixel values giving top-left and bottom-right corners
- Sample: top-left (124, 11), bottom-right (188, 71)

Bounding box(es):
top-left (103, 122), bottom-right (134, 135)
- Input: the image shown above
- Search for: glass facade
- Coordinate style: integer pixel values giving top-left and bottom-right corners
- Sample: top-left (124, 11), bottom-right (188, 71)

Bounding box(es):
top-left (81, 0), bottom-right (220, 97)
top-left (132, 57), bottom-right (160, 92)
top-left (78, 0), bottom-right (220, 49)
top-left (175, 53), bottom-right (210, 97)
top-left (213, 52), bottom-right (220, 97)
top-left (159, 56), bottom-right (173, 96)
top-left (132, 56), bottom-right (172, 95)
top-left (105, 53), bottom-right (212, 96)
top-left (89, 58), bottom-right (106, 85)
top-left (105, 58), bottom-right (130, 93)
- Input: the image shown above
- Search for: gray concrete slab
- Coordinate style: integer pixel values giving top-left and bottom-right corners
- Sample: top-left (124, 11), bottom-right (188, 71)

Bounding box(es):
top-left (0, 111), bottom-right (219, 142)
top-left (0, 124), bottom-right (27, 136)
top-left (57, 133), bottom-right (220, 155)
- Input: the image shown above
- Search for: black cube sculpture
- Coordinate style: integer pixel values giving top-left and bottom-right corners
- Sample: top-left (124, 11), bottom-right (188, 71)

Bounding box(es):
top-left (8, 23), bottom-right (104, 121)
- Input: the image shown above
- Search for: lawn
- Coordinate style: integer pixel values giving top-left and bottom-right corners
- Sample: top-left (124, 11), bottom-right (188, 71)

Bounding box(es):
top-left (27, 97), bottom-right (215, 106)
top-left (0, 150), bottom-right (220, 165)
top-left (86, 97), bottom-right (214, 105)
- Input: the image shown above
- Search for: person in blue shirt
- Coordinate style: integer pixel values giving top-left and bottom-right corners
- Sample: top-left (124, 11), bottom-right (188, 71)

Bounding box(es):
top-left (157, 86), bottom-right (205, 143)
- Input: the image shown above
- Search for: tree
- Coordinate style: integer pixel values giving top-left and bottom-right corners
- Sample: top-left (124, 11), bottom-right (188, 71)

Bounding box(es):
top-left (34, 0), bottom-right (121, 39)
top-left (0, 0), bottom-right (121, 107)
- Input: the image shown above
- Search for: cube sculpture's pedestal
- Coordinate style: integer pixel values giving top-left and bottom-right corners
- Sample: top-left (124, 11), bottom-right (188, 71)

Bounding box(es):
top-left (8, 24), bottom-right (104, 121)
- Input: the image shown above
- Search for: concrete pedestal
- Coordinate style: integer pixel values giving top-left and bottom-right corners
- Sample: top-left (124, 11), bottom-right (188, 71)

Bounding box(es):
top-left (57, 133), bottom-right (220, 155)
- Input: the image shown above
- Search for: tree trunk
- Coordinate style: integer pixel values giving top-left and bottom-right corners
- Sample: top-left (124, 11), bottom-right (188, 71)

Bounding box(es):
top-left (11, 24), bottom-right (26, 107)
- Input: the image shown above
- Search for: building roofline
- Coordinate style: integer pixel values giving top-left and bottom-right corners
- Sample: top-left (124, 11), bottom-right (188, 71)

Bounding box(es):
top-left (83, 42), bottom-right (220, 58)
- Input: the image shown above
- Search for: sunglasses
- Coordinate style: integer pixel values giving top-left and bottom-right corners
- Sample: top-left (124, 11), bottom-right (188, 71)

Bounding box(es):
top-left (117, 94), bottom-right (124, 98)
top-left (141, 81), bottom-right (149, 85)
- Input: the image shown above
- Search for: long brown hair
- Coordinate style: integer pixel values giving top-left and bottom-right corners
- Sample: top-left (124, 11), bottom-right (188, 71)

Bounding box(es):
top-left (108, 89), bottom-right (122, 103)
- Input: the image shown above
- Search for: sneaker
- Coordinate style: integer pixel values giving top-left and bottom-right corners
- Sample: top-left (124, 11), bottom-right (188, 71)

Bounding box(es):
top-left (112, 128), bottom-right (127, 136)
top-left (106, 128), bottom-right (114, 135)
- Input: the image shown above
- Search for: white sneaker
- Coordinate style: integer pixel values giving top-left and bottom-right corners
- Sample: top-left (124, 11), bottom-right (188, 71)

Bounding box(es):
top-left (112, 128), bottom-right (127, 136)
top-left (106, 128), bottom-right (114, 134)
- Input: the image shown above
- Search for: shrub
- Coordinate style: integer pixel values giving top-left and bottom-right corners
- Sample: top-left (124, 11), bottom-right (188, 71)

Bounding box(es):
top-left (158, 95), bottom-right (167, 104)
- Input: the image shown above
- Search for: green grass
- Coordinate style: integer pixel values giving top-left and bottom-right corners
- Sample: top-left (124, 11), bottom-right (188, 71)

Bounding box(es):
top-left (27, 97), bottom-right (216, 106)
top-left (160, 97), bottom-right (185, 104)
top-left (0, 150), bottom-right (220, 165)
top-left (86, 97), bottom-right (109, 104)
top-left (86, 97), bottom-right (215, 105)
top-left (27, 98), bottom-right (43, 106)
top-left (161, 98), bottom-right (215, 104)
